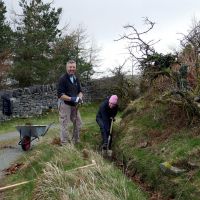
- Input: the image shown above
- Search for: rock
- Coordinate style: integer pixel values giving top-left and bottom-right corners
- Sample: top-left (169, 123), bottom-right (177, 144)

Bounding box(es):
top-left (187, 161), bottom-right (200, 169)
top-left (82, 148), bottom-right (90, 159)
top-left (194, 96), bottom-right (200, 102)
top-left (137, 141), bottom-right (148, 148)
top-left (160, 162), bottom-right (186, 175)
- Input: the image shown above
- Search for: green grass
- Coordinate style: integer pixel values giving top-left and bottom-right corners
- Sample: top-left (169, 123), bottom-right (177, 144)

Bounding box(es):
top-left (3, 100), bottom-right (198, 199)
top-left (0, 111), bottom-right (59, 134)
top-left (114, 99), bottom-right (200, 199)
top-left (1, 103), bottom-right (148, 200)
top-left (158, 133), bottom-right (200, 161)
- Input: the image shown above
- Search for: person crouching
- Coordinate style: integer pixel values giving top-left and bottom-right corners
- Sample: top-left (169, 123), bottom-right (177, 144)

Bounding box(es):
top-left (96, 95), bottom-right (118, 150)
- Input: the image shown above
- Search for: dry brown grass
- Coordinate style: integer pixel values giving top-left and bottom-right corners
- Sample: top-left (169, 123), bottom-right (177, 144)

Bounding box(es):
top-left (32, 146), bottom-right (138, 200)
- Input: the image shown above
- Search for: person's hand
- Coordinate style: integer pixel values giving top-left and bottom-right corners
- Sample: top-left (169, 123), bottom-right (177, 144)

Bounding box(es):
top-left (71, 97), bottom-right (80, 103)
top-left (79, 97), bottom-right (83, 104)
top-left (71, 97), bottom-right (83, 104)
top-left (110, 117), bottom-right (115, 122)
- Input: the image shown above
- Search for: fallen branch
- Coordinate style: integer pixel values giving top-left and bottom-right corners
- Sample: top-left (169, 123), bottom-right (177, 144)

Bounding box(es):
top-left (0, 160), bottom-right (96, 192)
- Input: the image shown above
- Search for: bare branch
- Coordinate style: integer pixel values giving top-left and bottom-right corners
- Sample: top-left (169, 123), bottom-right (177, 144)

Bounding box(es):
top-left (115, 17), bottom-right (158, 66)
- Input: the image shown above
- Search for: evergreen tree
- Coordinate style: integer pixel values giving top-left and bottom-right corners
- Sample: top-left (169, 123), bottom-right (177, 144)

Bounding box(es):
top-left (12, 0), bottom-right (62, 86)
top-left (0, 0), bottom-right (13, 87)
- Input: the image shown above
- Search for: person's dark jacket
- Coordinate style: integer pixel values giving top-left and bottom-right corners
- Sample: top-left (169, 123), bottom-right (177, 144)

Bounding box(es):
top-left (96, 97), bottom-right (118, 133)
top-left (57, 73), bottom-right (82, 106)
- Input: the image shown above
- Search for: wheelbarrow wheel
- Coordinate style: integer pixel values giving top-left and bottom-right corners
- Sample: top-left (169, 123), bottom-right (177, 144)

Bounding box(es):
top-left (21, 136), bottom-right (31, 151)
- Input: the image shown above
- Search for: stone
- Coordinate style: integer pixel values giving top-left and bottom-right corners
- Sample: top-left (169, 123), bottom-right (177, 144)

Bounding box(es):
top-left (137, 141), bottom-right (148, 148)
top-left (160, 162), bottom-right (186, 175)
top-left (24, 88), bottom-right (31, 95)
top-left (0, 83), bottom-right (92, 122)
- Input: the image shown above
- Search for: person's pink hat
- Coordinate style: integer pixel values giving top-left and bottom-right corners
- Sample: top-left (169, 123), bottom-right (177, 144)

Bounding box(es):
top-left (109, 95), bottom-right (118, 104)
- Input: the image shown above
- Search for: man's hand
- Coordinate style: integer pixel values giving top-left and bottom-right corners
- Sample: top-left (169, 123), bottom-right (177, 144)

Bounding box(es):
top-left (71, 97), bottom-right (80, 103)
top-left (71, 97), bottom-right (83, 104)
top-left (79, 97), bottom-right (83, 104)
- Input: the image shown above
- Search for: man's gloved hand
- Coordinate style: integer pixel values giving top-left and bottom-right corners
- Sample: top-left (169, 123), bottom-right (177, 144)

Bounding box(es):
top-left (71, 97), bottom-right (83, 104)
top-left (79, 97), bottom-right (83, 104)
top-left (70, 97), bottom-right (80, 103)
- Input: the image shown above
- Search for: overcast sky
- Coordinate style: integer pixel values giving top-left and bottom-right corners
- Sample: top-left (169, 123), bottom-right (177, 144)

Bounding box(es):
top-left (4, 0), bottom-right (200, 75)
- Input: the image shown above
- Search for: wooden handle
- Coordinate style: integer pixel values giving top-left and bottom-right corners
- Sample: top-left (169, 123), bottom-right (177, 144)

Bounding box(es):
top-left (0, 180), bottom-right (33, 192)
top-left (110, 119), bottom-right (114, 135)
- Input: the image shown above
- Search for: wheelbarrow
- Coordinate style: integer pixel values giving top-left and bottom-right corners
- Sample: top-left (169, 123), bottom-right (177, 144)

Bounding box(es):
top-left (16, 123), bottom-right (54, 151)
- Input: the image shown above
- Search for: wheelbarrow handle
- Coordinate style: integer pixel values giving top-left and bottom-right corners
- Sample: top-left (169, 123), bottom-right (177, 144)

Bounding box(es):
top-left (41, 122), bottom-right (55, 136)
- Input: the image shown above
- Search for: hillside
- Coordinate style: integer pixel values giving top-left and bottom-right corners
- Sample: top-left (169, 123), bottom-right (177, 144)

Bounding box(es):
top-left (113, 91), bottom-right (200, 199)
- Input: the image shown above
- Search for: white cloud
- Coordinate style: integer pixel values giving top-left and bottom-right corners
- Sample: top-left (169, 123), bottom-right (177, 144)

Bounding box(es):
top-left (4, 0), bottom-right (200, 75)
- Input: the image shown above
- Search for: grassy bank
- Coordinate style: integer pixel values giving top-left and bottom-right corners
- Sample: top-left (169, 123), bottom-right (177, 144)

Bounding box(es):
top-left (113, 97), bottom-right (200, 199)
top-left (1, 103), bottom-right (148, 200)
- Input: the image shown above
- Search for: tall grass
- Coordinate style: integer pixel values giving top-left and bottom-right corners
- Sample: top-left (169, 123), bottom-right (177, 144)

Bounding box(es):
top-left (33, 146), bottom-right (146, 200)
top-left (2, 112), bottom-right (147, 200)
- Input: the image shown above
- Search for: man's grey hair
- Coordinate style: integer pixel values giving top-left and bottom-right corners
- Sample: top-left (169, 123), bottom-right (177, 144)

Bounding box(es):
top-left (66, 60), bottom-right (76, 66)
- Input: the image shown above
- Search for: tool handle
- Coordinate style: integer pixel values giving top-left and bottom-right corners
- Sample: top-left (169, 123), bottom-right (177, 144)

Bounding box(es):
top-left (110, 118), bottom-right (114, 135)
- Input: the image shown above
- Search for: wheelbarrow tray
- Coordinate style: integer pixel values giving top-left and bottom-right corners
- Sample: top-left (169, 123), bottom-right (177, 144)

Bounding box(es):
top-left (16, 125), bottom-right (49, 138)
top-left (16, 123), bottom-right (53, 151)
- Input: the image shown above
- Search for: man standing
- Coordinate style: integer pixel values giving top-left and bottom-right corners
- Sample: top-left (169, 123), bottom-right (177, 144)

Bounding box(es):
top-left (96, 95), bottom-right (118, 150)
top-left (57, 60), bottom-right (83, 145)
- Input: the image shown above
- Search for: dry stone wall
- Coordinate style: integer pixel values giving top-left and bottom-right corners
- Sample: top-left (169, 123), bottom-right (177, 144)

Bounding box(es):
top-left (0, 83), bottom-right (93, 122)
top-left (0, 79), bottom-right (113, 123)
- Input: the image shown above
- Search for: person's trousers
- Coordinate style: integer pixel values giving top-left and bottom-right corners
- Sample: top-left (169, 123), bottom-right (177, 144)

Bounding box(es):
top-left (58, 101), bottom-right (82, 144)
top-left (96, 117), bottom-right (110, 145)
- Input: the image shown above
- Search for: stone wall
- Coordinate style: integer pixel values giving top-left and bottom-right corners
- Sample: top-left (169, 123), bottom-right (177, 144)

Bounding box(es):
top-left (0, 78), bottom-right (120, 122)
top-left (0, 83), bottom-right (92, 122)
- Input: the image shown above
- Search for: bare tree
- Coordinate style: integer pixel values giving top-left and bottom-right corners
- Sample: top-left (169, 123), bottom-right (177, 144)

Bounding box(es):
top-left (178, 18), bottom-right (200, 92)
top-left (179, 18), bottom-right (200, 57)
top-left (110, 60), bottom-right (139, 109)
top-left (115, 17), bottom-right (159, 66)
top-left (69, 26), bottom-right (100, 81)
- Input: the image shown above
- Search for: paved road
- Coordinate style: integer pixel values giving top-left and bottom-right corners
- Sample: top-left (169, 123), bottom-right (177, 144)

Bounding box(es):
top-left (0, 146), bottom-right (22, 179)
top-left (0, 131), bottom-right (22, 179)
top-left (0, 131), bottom-right (18, 141)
